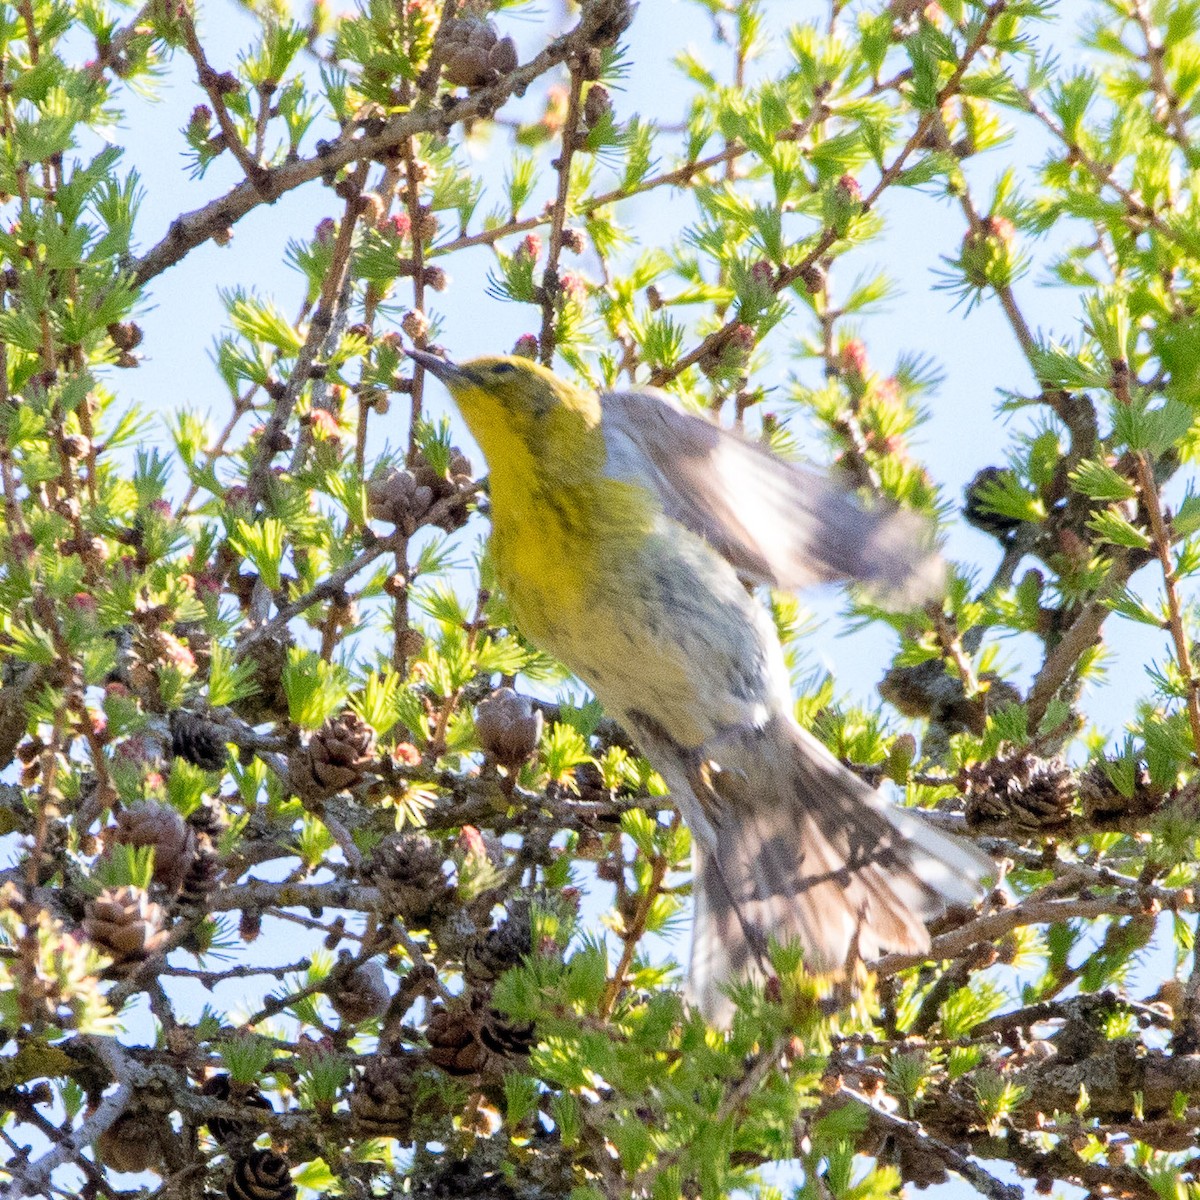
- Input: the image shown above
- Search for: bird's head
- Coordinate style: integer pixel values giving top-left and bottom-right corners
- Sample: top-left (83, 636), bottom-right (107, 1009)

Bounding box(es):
top-left (408, 350), bottom-right (602, 474)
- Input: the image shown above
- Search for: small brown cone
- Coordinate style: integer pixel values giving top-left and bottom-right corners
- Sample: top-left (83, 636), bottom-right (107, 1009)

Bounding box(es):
top-left (231, 630), bottom-right (292, 724)
top-left (171, 710), bottom-right (228, 770)
top-left (425, 1000), bottom-right (534, 1077)
top-left (187, 798), bottom-right (229, 840)
top-left (474, 688), bottom-right (542, 770)
top-left (201, 1073), bottom-right (274, 1145)
top-left (464, 902), bottom-right (532, 986)
top-left (330, 956), bottom-right (391, 1024)
top-left (113, 802), bottom-right (196, 891)
top-left (1079, 758), bottom-right (1160, 823)
top-left (83, 886), bottom-right (170, 974)
top-left (177, 837), bottom-right (225, 908)
top-left (488, 36), bottom-right (517, 75)
top-left (583, 83), bottom-right (612, 129)
top-left (368, 833), bottom-right (453, 928)
top-left (128, 629), bottom-right (197, 703)
top-left (964, 753), bottom-right (1074, 831)
top-left (349, 1050), bottom-right (422, 1141)
top-left (95, 1109), bottom-right (167, 1174)
top-left (290, 711), bottom-right (376, 799)
top-left (425, 1004), bottom-right (486, 1076)
top-left (441, 17), bottom-right (503, 88)
top-left (477, 1003), bottom-right (536, 1061)
top-left (227, 1148), bottom-right (296, 1200)
top-left (367, 467), bottom-right (432, 530)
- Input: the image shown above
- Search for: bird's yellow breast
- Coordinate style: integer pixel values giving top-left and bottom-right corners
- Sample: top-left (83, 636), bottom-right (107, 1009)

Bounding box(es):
top-left (488, 468), bottom-right (777, 751)
top-left (487, 469), bottom-right (651, 649)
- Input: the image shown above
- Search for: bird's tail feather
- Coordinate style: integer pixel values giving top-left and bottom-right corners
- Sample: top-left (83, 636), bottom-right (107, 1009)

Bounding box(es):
top-left (687, 718), bottom-right (992, 1023)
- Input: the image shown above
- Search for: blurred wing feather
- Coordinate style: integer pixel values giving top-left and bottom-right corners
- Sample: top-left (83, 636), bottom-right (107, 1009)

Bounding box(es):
top-left (600, 387), bottom-right (943, 603)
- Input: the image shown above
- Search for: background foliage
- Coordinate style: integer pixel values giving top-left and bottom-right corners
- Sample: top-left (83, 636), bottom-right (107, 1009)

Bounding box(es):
top-left (3, 0), bottom-right (1200, 1197)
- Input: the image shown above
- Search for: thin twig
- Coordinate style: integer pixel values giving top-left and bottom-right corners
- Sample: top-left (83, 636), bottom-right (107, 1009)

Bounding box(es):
top-left (874, 890), bottom-right (1179, 978)
top-left (132, 0), bottom-right (634, 287)
top-left (538, 65), bottom-right (585, 363)
top-left (245, 161), bottom-right (369, 506)
top-left (6, 1037), bottom-right (141, 1200)
top-left (599, 813), bottom-right (679, 1017)
top-left (1131, 449), bottom-right (1200, 757)
top-left (648, 1), bottom-right (1009, 389)
top-left (1024, 558), bottom-right (1133, 728)
top-left (179, 10), bottom-right (267, 188)
top-left (839, 1083), bottom-right (1023, 1200)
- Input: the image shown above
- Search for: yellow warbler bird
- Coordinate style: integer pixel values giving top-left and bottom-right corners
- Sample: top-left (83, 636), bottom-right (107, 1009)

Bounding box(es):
top-left (411, 349), bottom-right (990, 1020)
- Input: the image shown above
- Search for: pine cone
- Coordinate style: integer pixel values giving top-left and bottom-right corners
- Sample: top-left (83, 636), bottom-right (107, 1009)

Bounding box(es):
top-left (425, 1004), bottom-right (487, 1075)
top-left (128, 629), bottom-right (198, 706)
top-left (895, 1136), bottom-right (951, 1189)
top-left (880, 659), bottom-right (1021, 738)
top-left (171, 710), bottom-right (228, 770)
top-left (227, 1149), bottom-right (296, 1200)
top-left (474, 689), bottom-right (542, 769)
top-left (964, 467), bottom-right (1024, 538)
top-left (201, 1074), bottom-right (274, 1145)
top-left (177, 838), bottom-right (225, 908)
top-left (187, 798), bottom-right (229, 841)
top-left (1079, 758), bottom-right (1160, 823)
top-left (290, 711), bottom-right (377, 800)
top-left (425, 1001), bottom-right (533, 1077)
top-left (231, 631), bottom-right (292, 724)
top-left (349, 1051), bottom-right (421, 1141)
top-left (95, 1109), bottom-right (167, 1174)
top-left (572, 760), bottom-right (613, 805)
top-left (477, 1005), bottom-right (535, 1060)
top-left (368, 833), bottom-right (453, 928)
top-left (411, 1154), bottom-right (520, 1200)
top-left (582, 83), bottom-right (612, 129)
top-left (83, 886), bottom-right (170, 973)
top-left (114, 802), bottom-right (196, 891)
top-left (488, 36), bottom-right (517, 75)
top-left (367, 466), bottom-right (434, 531)
top-left (441, 18), bottom-right (516, 88)
top-left (964, 754), bottom-right (1074, 831)
top-left (330, 955), bottom-right (391, 1024)
top-left (173, 618), bottom-right (213, 677)
top-left (464, 902), bottom-right (532, 986)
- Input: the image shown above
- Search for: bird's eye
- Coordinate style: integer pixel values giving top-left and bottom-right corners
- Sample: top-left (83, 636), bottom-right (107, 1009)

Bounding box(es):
top-left (490, 362), bottom-right (517, 375)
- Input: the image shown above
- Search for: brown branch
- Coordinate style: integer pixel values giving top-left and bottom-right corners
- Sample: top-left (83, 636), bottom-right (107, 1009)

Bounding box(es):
top-left (632, 1033), bottom-right (787, 1194)
top-left (245, 161), bottom-right (369, 506)
top-left (970, 990), bottom-right (1171, 1039)
top-left (177, 386), bottom-right (259, 514)
top-left (538, 66), bottom-right (586, 363)
top-left (1130, 0), bottom-right (1190, 150)
top-left (233, 488), bottom-right (478, 653)
top-left (1131, 449), bottom-right (1200, 757)
top-left (1018, 86), bottom-right (1192, 260)
top-left (179, 10), bottom-right (267, 188)
top-left (874, 889), bottom-right (1182, 978)
top-left (1024, 556), bottom-right (1133, 729)
top-left (432, 144), bottom-right (746, 258)
top-left (132, 0), bottom-right (634, 288)
top-left (599, 813), bottom-right (679, 1017)
top-left (401, 150), bottom-right (428, 458)
top-left (841, 1083), bottom-right (1023, 1200)
top-left (6, 1037), bottom-right (139, 1200)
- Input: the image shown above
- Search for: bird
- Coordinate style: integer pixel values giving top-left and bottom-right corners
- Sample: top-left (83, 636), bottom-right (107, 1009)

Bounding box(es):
top-left (409, 348), bottom-right (992, 1021)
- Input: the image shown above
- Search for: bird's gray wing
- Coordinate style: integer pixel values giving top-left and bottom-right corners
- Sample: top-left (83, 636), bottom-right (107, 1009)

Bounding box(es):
top-left (600, 387), bottom-right (944, 604)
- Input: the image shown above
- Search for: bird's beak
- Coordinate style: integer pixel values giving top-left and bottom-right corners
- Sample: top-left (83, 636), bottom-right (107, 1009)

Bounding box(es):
top-left (406, 348), bottom-right (464, 385)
